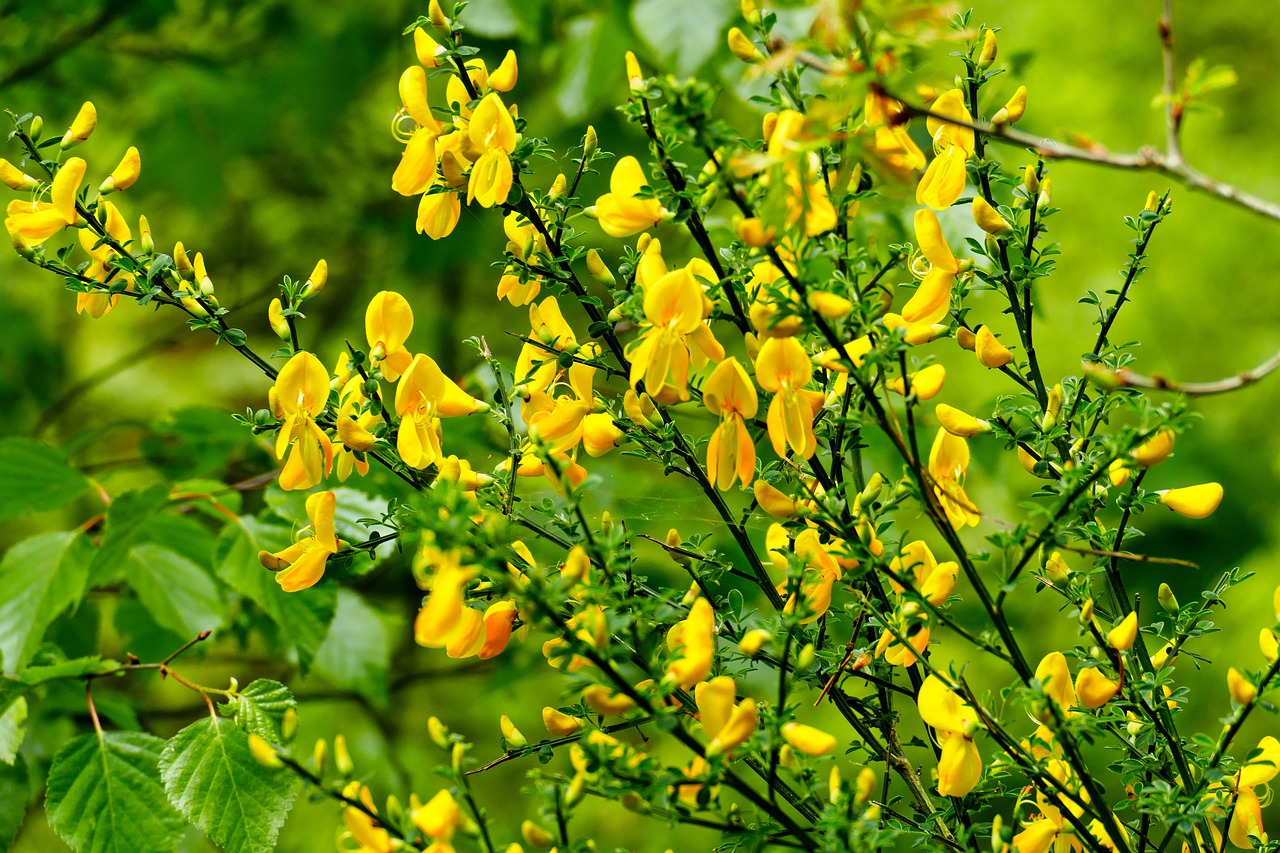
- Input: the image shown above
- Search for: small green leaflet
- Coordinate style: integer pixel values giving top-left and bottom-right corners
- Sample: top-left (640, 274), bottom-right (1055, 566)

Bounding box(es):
top-left (45, 731), bottom-right (187, 853)
top-left (228, 679), bottom-right (295, 742)
top-left (159, 717), bottom-right (297, 853)
top-left (0, 532), bottom-right (93, 671)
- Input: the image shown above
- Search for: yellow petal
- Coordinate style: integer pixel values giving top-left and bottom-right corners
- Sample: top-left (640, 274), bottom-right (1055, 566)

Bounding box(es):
top-left (1157, 483), bottom-right (1223, 519)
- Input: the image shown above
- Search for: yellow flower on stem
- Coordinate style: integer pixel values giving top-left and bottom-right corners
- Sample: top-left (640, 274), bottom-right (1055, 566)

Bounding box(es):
top-left (1035, 651), bottom-right (1077, 714)
top-left (0, 158), bottom-right (38, 191)
top-left (706, 697), bottom-right (758, 757)
top-left (904, 209), bottom-right (959, 324)
top-left (1229, 736), bottom-right (1280, 848)
top-left (334, 376), bottom-right (378, 481)
top-left (392, 67), bottom-right (440, 197)
top-left (413, 561), bottom-right (473, 647)
top-left (666, 598), bottom-right (715, 689)
top-left (365, 290), bottom-right (415, 381)
top-left (395, 353), bottom-right (486, 470)
top-left (592, 156), bottom-right (665, 238)
top-left (412, 789), bottom-right (463, 847)
top-left (271, 352), bottom-right (335, 491)
top-left (935, 403), bottom-right (991, 437)
top-left (917, 675), bottom-right (982, 796)
top-left (887, 541), bottom-right (958, 606)
top-left (916, 89), bottom-right (975, 210)
top-left (628, 267), bottom-right (720, 400)
top-left (1075, 667), bottom-right (1120, 709)
top-left (1157, 482), bottom-right (1223, 519)
top-left (782, 722), bottom-right (837, 757)
top-left (928, 428), bottom-right (979, 528)
top-left (703, 357), bottom-right (759, 490)
top-left (60, 101), bottom-right (97, 148)
top-left (5, 156), bottom-right (85, 248)
top-left (417, 190), bottom-right (461, 239)
top-left (99, 146), bottom-right (141, 194)
top-left (342, 782), bottom-right (392, 853)
top-left (975, 326), bottom-right (1014, 368)
top-left (756, 336), bottom-right (825, 460)
top-left (466, 92), bottom-right (518, 208)
top-left (258, 490), bottom-right (339, 592)
top-left (75, 199), bottom-right (134, 318)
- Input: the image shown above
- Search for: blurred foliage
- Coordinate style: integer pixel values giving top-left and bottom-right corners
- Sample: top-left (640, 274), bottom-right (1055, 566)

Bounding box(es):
top-left (2, 0), bottom-right (1280, 850)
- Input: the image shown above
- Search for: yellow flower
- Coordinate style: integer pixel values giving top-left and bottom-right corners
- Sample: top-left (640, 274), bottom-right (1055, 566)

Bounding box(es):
top-left (99, 146), bottom-right (141, 193)
top-left (1229, 736), bottom-right (1280, 848)
top-left (916, 675), bottom-right (981, 797)
top-left (888, 363), bottom-right (946, 400)
top-left (0, 158), bottom-right (38, 191)
top-left (1035, 652), bottom-right (1077, 713)
top-left (936, 403), bottom-right (990, 437)
top-left (756, 336), bottom-right (824, 460)
top-left (365, 290), bottom-right (415, 381)
top-left (666, 598), bottom-right (715, 688)
top-left (75, 199), bottom-right (133, 318)
top-left (727, 27), bottom-right (764, 62)
top-left (916, 89), bottom-right (975, 210)
top-left (706, 697), bottom-right (758, 757)
top-left (542, 706), bottom-right (583, 736)
top-left (395, 353), bottom-right (485, 470)
top-left (258, 490), bottom-right (339, 592)
top-left (928, 428), bottom-right (979, 528)
top-left (412, 789), bottom-right (462, 843)
top-left (904, 209), bottom-right (958, 324)
top-left (1157, 482), bottom-right (1223, 519)
top-left (703, 357), bottom-right (758, 490)
top-left (334, 377), bottom-right (378, 480)
top-left (1131, 428), bottom-right (1175, 467)
top-left (628, 267), bottom-right (721, 400)
top-left (417, 190), bottom-right (461, 239)
top-left (975, 326), bottom-right (1013, 368)
top-left (413, 27), bottom-right (444, 68)
top-left (5, 155), bottom-right (85, 249)
top-left (1107, 611), bottom-right (1138, 651)
top-left (888, 541), bottom-right (958, 606)
top-left (271, 352), bottom-right (335, 491)
top-left (781, 722), bottom-right (837, 756)
top-left (972, 196), bottom-right (1010, 235)
top-left (342, 782), bottom-right (392, 853)
top-left (1075, 667), bottom-right (1120, 709)
top-left (414, 562), bottom-right (473, 646)
top-left (1227, 667), bottom-right (1257, 705)
top-left (593, 156), bottom-right (664, 237)
top-left (488, 50), bottom-right (519, 92)
top-left (60, 101), bottom-right (97, 148)
top-left (754, 479), bottom-right (805, 518)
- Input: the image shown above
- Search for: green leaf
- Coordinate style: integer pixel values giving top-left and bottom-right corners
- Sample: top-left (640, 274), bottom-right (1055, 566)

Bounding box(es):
top-left (213, 519), bottom-right (337, 672)
top-left (0, 758), bottom-right (29, 851)
top-left (553, 12), bottom-right (631, 120)
top-left (0, 439), bottom-right (89, 521)
top-left (46, 731), bottom-right (187, 853)
top-left (159, 717), bottom-right (297, 853)
top-left (0, 532), bottom-right (94, 671)
top-left (631, 0), bottom-right (737, 76)
top-left (0, 699), bottom-right (26, 765)
top-left (312, 590), bottom-right (389, 706)
top-left (230, 679), bottom-right (295, 742)
top-left (87, 484), bottom-right (170, 587)
top-left (139, 406), bottom-right (254, 480)
top-left (125, 543), bottom-right (225, 639)
top-left (19, 656), bottom-right (120, 685)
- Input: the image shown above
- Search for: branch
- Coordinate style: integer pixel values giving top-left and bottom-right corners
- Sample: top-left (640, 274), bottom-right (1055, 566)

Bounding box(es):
top-left (1102, 349), bottom-right (1280, 396)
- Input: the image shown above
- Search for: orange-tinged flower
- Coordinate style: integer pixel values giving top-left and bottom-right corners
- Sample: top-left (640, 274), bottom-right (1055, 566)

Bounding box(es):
top-left (365, 290), bottom-right (415, 381)
top-left (272, 352), bottom-right (335, 491)
top-left (928, 428), bottom-right (978, 528)
top-left (395, 353), bottom-right (485, 469)
top-left (756, 336), bottom-right (824, 459)
top-left (594, 156), bottom-right (664, 238)
top-left (258, 490), bottom-right (339, 592)
top-left (703, 357), bottom-right (758, 490)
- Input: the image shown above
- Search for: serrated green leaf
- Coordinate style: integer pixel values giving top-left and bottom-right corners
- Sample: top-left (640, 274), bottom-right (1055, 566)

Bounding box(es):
top-left (213, 520), bottom-right (337, 672)
top-left (0, 439), bottom-right (89, 520)
top-left (159, 717), bottom-right (296, 853)
top-left (0, 532), bottom-right (94, 672)
top-left (0, 758), bottom-right (28, 851)
top-left (87, 484), bottom-right (171, 587)
top-left (312, 590), bottom-right (389, 706)
top-left (19, 656), bottom-right (120, 685)
top-left (231, 680), bottom-right (295, 742)
top-left (125, 543), bottom-right (225, 639)
top-left (46, 731), bottom-right (187, 853)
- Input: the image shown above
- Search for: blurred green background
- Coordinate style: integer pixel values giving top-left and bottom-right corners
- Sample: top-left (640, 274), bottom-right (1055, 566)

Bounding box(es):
top-left (3, 0), bottom-right (1279, 849)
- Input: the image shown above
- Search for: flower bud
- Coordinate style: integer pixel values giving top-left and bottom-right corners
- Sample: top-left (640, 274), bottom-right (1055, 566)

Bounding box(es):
top-left (625, 51), bottom-right (644, 92)
top-left (728, 27), bottom-right (764, 63)
top-left (781, 722), bottom-right (837, 756)
top-left (1079, 598), bottom-right (1095, 626)
top-left (281, 708), bottom-right (299, 743)
top-left (248, 734), bottom-right (284, 769)
top-left (60, 101), bottom-right (97, 148)
top-left (828, 766), bottom-right (842, 804)
top-left (586, 248), bottom-right (615, 285)
top-left (428, 0), bottom-right (448, 29)
top-left (977, 30), bottom-right (998, 69)
top-left (1109, 458), bottom-right (1130, 488)
top-left (542, 706), bottom-right (583, 737)
top-left (1041, 384), bottom-right (1064, 431)
top-left (428, 716), bottom-right (450, 749)
top-left (972, 196), bottom-right (1011, 236)
top-left (137, 215), bottom-right (154, 255)
top-left (993, 86), bottom-right (1027, 126)
top-left (311, 738), bottom-right (327, 773)
top-left (301, 259), bottom-right (328, 299)
top-left (1157, 583), bottom-right (1179, 614)
top-left (334, 734), bottom-right (354, 775)
top-left (100, 146), bottom-right (141, 193)
top-left (1107, 612), bottom-right (1137, 651)
top-left (489, 50), bottom-right (518, 92)
top-left (1157, 483), bottom-right (1223, 519)
top-left (0, 159), bottom-right (38, 191)
top-left (936, 403), bottom-right (991, 437)
top-left (269, 299), bottom-right (290, 341)
top-left (500, 714), bottom-right (527, 749)
top-left (1144, 191), bottom-right (1159, 212)
top-left (28, 116), bottom-right (43, 142)
top-left (1023, 165), bottom-right (1040, 195)
top-left (1132, 428), bottom-right (1174, 467)
top-left (738, 628), bottom-right (770, 656)
top-left (741, 0), bottom-right (760, 24)
top-left (855, 767), bottom-right (876, 804)
top-left (860, 472), bottom-right (884, 504)
top-left (1044, 551), bottom-right (1071, 585)
top-left (566, 772), bottom-right (586, 806)
top-left (797, 643), bottom-right (816, 670)
top-left (975, 326), bottom-right (1013, 369)
top-left (1260, 629), bottom-right (1278, 663)
top-left (522, 821), bottom-right (554, 849)
top-left (1228, 667), bottom-right (1256, 705)
top-left (584, 125), bottom-right (598, 159)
